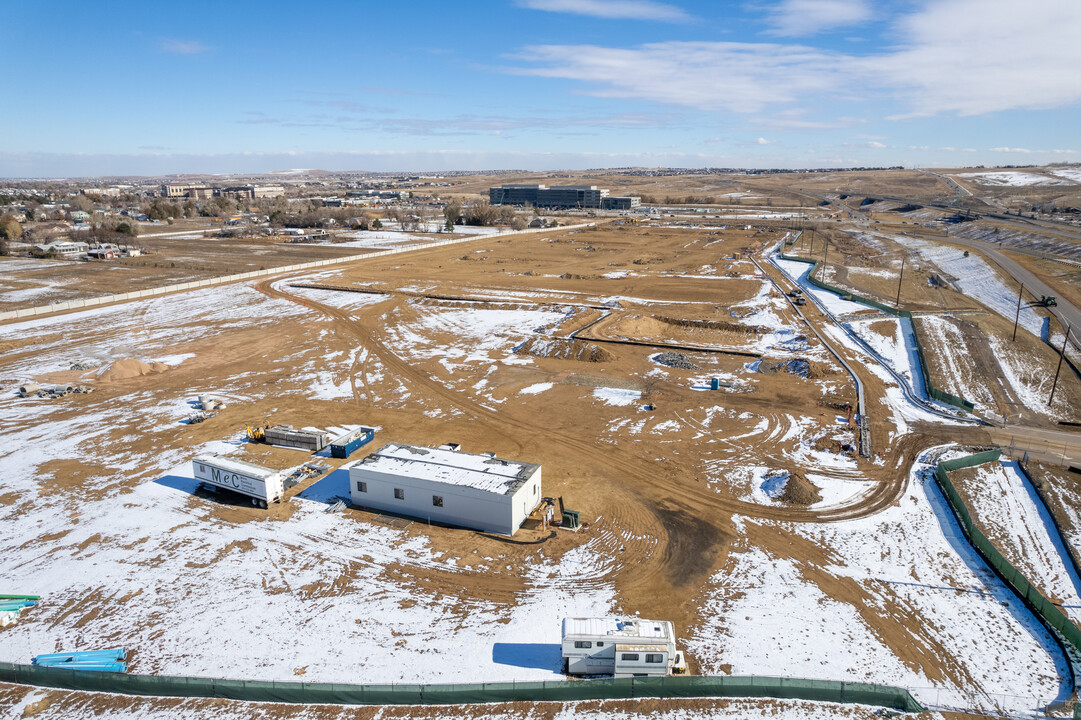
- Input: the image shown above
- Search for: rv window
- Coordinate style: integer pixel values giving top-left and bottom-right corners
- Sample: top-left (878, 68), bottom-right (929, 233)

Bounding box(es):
top-left (646, 654), bottom-right (663, 663)
top-left (394, 488), bottom-right (405, 500)
top-left (574, 641), bottom-right (592, 649)
top-left (356, 481), bottom-right (367, 493)
top-left (433, 495), bottom-right (443, 507)
top-left (596, 641), bottom-right (604, 647)
top-left (620, 653), bottom-right (640, 661)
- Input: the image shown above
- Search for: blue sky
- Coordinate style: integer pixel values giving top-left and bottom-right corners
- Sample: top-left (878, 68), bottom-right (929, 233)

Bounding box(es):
top-left (1, 0), bottom-right (1078, 176)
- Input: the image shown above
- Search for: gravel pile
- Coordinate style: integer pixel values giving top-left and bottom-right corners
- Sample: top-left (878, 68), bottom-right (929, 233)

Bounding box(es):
top-left (653, 352), bottom-right (699, 369)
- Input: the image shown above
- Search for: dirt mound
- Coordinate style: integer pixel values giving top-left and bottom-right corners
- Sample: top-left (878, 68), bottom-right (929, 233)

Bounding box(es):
top-left (515, 337), bottom-right (613, 363)
top-left (95, 358), bottom-right (171, 382)
top-left (657, 315), bottom-right (763, 335)
top-left (780, 471), bottom-right (822, 505)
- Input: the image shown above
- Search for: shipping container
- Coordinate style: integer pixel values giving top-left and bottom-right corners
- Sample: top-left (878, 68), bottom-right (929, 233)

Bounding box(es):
top-left (192, 454), bottom-right (285, 507)
top-left (330, 426), bottom-right (376, 458)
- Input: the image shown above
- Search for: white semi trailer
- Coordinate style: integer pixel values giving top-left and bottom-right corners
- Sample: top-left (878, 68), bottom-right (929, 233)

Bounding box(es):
top-left (561, 617), bottom-right (687, 678)
top-left (192, 454), bottom-right (285, 508)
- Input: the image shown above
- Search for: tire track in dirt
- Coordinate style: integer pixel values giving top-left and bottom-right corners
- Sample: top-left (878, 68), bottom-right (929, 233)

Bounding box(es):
top-left (259, 276), bottom-right (931, 522)
top-left (257, 278), bottom-right (924, 572)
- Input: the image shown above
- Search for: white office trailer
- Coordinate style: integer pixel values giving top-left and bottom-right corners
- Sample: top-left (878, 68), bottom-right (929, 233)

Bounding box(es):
top-left (348, 443), bottom-right (542, 535)
top-left (192, 454), bottom-right (286, 508)
top-left (561, 617), bottom-right (687, 677)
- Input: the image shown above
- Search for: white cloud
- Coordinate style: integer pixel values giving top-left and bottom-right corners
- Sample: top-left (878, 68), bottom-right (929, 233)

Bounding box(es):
top-left (764, 0), bottom-right (871, 37)
top-left (516, 0), bottom-right (690, 22)
top-left (865, 141), bottom-right (886, 148)
top-left (518, 42), bottom-right (848, 113)
top-left (872, 0), bottom-right (1081, 116)
top-left (990, 147), bottom-right (1033, 153)
top-left (514, 0), bottom-right (1081, 118)
top-left (757, 137), bottom-right (775, 144)
top-left (159, 38), bottom-right (209, 55)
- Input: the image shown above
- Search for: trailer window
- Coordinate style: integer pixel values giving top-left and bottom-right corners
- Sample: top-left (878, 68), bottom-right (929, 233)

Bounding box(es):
top-left (356, 481), bottom-right (367, 493)
top-left (596, 642), bottom-right (604, 647)
top-left (574, 641), bottom-right (592, 649)
top-left (394, 488), bottom-right (405, 500)
top-left (432, 495), bottom-right (443, 507)
top-left (620, 653), bottom-right (640, 661)
top-left (646, 654), bottom-right (663, 664)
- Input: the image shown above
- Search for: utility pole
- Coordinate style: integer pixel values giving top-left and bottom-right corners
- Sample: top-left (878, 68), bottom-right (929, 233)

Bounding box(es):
top-left (1049, 325), bottom-right (1071, 407)
top-left (895, 256), bottom-right (906, 308)
top-left (823, 235), bottom-right (829, 267)
top-left (1012, 282), bottom-right (1024, 341)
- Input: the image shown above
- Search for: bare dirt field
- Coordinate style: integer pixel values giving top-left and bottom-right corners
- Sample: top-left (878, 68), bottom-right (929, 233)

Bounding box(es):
top-left (0, 231), bottom-right (466, 313)
top-left (5, 168), bottom-right (1081, 718)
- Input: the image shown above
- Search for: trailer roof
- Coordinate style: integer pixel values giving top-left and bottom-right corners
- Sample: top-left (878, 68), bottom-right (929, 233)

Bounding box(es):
top-left (561, 617), bottom-right (672, 640)
top-left (357, 443), bottom-right (539, 495)
top-left (194, 454), bottom-right (280, 480)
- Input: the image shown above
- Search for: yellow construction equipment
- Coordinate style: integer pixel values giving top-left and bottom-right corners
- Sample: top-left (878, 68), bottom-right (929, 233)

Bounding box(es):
top-left (246, 422), bottom-right (270, 442)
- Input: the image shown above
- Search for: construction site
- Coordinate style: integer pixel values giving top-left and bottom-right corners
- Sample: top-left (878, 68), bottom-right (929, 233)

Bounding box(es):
top-left (3, 165), bottom-right (1081, 719)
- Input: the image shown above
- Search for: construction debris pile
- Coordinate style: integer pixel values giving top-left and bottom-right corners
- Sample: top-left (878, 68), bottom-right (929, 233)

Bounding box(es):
top-left (188, 395), bottom-right (226, 424)
top-left (0, 594), bottom-right (38, 626)
top-left (17, 383), bottom-right (93, 399)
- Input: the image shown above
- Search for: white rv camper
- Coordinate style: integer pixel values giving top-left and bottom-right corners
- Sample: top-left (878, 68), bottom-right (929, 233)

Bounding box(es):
top-left (561, 617), bottom-right (687, 677)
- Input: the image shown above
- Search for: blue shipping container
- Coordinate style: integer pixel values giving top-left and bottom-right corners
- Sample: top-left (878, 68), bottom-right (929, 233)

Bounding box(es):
top-left (330, 427), bottom-right (375, 459)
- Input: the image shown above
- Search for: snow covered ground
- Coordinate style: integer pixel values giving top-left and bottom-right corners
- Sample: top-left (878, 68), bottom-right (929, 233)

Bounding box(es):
top-left (959, 460), bottom-right (1081, 627)
top-left (988, 336), bottom-right (1070, 420)
top-left (954, 171), bottom-right (1070, 187)
top-left (895, 236), bottom-right (1046, 339)
top-left (0, 282), bottom-right (308, 380)
top-left (914, 315), bottom-right (995, 408)
top-left (0, 450), bottom-right (615, 682)
top-left (689, 448), bottom-right (1071, 716)
top-left (0, 282), bottom-right (617, 684)
top-left (773, 256), bottom-right (870, 316)
top-left (845, 318), bottom-right (918, 388)
top-left (1049, 167), bottom-right (1081, 184)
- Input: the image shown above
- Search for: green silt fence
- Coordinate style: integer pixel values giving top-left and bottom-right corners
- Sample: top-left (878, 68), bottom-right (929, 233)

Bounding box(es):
top-left (0, 664), bottom-right (924, 712)
top-left (777, 253), bottom-right (975, 413)
top-left (936, 451), bottom-right (1081, 686)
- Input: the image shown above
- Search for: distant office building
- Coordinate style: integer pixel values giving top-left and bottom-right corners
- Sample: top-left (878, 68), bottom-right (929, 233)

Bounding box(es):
top-left (490, 184), bottom-right (640, 210)
top-left (252, 185), bottom-right (285, 198)
top-left (602, 196), bottom-right (641, 210)
top-left (163, 184), bottom-right (284, 200)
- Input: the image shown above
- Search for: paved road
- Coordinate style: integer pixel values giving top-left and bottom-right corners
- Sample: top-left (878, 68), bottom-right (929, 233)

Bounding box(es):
top-left (986, 425), bottom-right (1081, 466)
top-left (935, 234), bottom-right (1081, 350)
